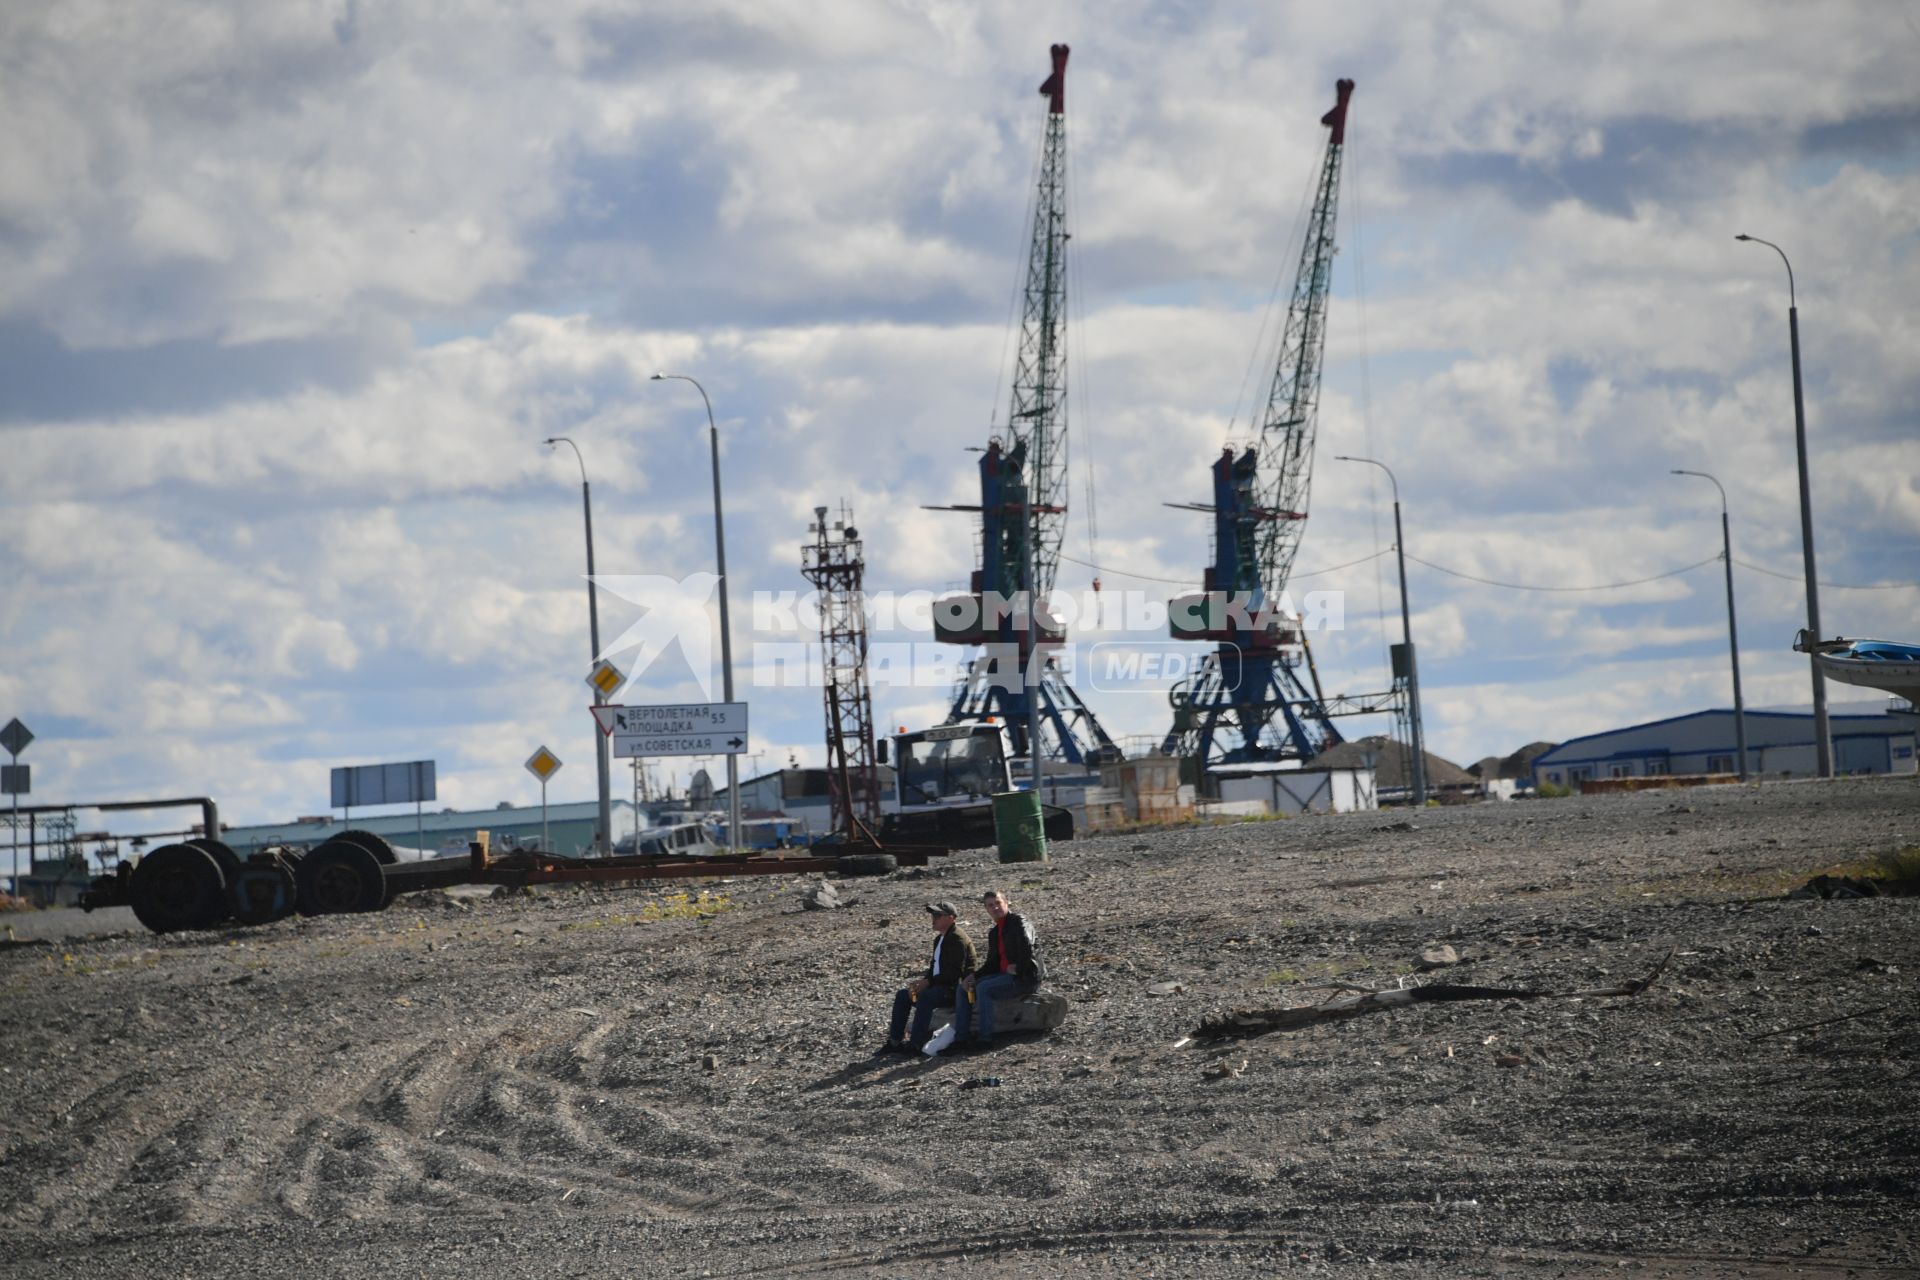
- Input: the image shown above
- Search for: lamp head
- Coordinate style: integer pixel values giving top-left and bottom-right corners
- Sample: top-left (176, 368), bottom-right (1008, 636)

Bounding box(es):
top-left (1734, 234), bottom-right (1752, 241)
top-left (650, 373), bottom-right (666, 381)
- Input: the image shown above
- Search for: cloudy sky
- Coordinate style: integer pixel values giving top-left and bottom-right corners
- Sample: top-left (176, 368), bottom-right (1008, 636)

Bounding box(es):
top-left (3, 0), bottom-right (1915, 829)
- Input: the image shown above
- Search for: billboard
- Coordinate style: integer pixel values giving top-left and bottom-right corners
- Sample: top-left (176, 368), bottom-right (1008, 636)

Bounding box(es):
top-left (330, 760), bottom-right (436, 809)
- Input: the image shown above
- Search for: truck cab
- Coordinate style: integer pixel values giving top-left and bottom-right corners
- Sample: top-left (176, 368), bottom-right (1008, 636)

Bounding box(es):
top-left (877, 722), bottom-right (1073, 853)
top-left (891, 723), bottom-right (1014, 808)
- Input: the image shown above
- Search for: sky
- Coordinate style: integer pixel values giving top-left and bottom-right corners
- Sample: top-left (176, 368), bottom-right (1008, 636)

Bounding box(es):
top-left (2, 0), bottom-right (1916, 831)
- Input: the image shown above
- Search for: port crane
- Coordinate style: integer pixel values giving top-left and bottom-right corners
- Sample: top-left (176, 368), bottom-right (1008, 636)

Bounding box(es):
top-left (930, 43), bottom-right (1119, 770)
top-left (1162, 80), bottom-right (1401, 773)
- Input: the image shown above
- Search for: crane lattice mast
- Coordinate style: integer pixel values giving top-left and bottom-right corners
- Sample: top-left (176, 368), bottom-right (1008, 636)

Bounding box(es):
top-left (1255, 79), bottom-right (1351, 601)
top-left (929, 43), bottom-right (1118, 769)
top-left (1002, 44), bottom-right (1071, 602)
top-left (801, 503), bottom-right (882, 844)
top-left (1164, 79), bottom-right (1399, 773)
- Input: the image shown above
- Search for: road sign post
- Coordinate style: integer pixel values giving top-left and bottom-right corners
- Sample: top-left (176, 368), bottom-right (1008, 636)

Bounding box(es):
top-left (584, 662), bottom-right (625, 854)
top-left (525, 747), bottom-right (563, 852)
top-left (2, 718), bottom-right (32, 894)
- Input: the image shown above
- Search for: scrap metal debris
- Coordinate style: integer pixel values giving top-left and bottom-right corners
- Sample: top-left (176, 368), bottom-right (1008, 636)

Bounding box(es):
top-left (1174, 951), bottom-right (1673, 1048)
top-left (1745, 1005), bottom-right (1886, 1043)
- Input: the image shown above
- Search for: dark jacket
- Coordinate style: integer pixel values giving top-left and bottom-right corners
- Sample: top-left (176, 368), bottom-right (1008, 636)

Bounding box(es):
top-left (923, 925), bottom-right (978, 992)
top-left (973, 912), bottom-right (1045, 982)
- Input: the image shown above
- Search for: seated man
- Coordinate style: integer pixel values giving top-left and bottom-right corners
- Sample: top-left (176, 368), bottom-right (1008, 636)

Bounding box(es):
top-left (957, 888), bottom-right (1045, 1049)
top-left (879, 901), bottom-right (977, 1055)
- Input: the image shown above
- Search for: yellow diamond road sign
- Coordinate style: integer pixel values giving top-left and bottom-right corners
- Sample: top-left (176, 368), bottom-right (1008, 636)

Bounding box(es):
top-left (586, 660), bottom-right (625, 700)
top-left (524, 746), bottom-right (562, 782)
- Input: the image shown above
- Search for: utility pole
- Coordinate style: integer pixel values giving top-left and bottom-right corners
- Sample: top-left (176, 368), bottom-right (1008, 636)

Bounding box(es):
top-left (651, 373), bottom-right (745, 848)
top-left (545, 437), bottom-right (612, 850)
top-left (1672, 470), bottom-right (1749, 779)
top-left (1335, 455), bottom-right (1427, 807)
top-left (1735, 234), bottom-right (1831, 777)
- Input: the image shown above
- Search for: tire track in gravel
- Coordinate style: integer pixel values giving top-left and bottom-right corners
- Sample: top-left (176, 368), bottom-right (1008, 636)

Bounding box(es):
top-left (0, 1065), bottom-right (186, 1230)
top-left (213, 1000), bottom-right (836, 1226)
top-left (263, 1008), bottom-right (695, 1221)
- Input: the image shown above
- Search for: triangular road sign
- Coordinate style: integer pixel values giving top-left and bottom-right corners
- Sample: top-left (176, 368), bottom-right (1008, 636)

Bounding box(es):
top-left (590, 705), bottom-right (623, 737)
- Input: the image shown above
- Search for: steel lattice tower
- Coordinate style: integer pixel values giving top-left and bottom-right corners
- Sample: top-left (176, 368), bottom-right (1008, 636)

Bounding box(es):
top-left (931, 43), bottom-right (1119, 769)
top-left (1163, 80), bottom-right (1398, 773)
top-left (801, 504), bottom-right (882, 844)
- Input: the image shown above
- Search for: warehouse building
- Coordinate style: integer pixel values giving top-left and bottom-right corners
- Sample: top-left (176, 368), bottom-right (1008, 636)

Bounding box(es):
top-left (223, 799), bottom-right (643, 860)
top-left (1531, 703), bottom-right (1918, 787)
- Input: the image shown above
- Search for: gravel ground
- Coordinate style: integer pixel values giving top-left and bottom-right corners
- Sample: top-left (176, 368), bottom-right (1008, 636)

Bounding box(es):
top-left (2, 778), bottom-right (1916, 1278)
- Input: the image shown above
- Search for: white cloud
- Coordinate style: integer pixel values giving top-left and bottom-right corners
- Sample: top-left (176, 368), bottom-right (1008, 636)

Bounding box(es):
top-left (2, 1), bottom-right (1914, 824)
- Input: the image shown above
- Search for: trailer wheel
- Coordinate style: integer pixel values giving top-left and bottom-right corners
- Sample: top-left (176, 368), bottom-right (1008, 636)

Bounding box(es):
top-left (836, 853), bottom-right (897, 877)
top-left (296, 839), bottom-right (388, 915)
top-left (332, 829), bottom-right (397, 865)
top-left (130, 843), bottom-right (229, 934)
top-left (186, 837), bottom-right (245, 882)
top-left (230, 858), bottom-right (298, 926)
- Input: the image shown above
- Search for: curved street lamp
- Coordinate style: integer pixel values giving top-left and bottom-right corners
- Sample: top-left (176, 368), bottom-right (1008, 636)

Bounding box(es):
top-left (1334, 454), bottom-right (1427, 807)
top-left (1735, 233), bottom-right (1831, 777)
top-left (650, 373), bottom-right (742, 854)
top-left (1671, 469), bottom-right (1749, 780)
top-left (544, 436), bottom-right (612, 852)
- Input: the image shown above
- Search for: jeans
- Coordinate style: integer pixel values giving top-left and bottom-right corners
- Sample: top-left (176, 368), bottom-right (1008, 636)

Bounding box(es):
top-left (888, 985), bottom-right (956, 1046)
top-left (962, 973), bottom-right (1038, 1042)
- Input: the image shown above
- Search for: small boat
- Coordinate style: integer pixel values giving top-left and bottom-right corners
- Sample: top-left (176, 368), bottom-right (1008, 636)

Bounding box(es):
top-left (1794, 632), bottom-right (1920, 707)
top-left (633, 819), bottom-right (726, 858)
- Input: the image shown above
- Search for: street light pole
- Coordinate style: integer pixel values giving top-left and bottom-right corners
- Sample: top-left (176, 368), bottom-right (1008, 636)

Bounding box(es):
top-left (1022, 471), bottom-right (1043, 792)
top-left (1735, 234), bottom-right (1831, 778)
top-left (545, 436), bottom-right (612, 852)
top-left (1671, 469), bottom-right (1749, 781)
top-left (651, 373), bottom-right (742, 853)
top-left (1335, 455), bottom-right (1427, 807)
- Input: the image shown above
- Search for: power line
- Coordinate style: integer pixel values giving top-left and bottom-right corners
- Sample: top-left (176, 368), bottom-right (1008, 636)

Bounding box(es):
top-left (1058, 547), bottom-right (1912, 596)
top-left (1288, 548), bottom-right (1394, 580)
top-left (1731, 557), bottom-right (1915, 591)
top-left (1056, 547), bottom-right (1389, 587)
top-left (1402, 552), bottom-right (1721, 592)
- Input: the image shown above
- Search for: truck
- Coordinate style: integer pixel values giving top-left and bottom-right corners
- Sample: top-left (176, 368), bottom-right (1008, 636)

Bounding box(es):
top-left (876, 722), bottom-right (1074, 855)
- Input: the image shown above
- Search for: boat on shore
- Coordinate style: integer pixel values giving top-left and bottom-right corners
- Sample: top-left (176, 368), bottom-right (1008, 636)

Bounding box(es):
top-left (1794, 632), bottom-right (1920, 707)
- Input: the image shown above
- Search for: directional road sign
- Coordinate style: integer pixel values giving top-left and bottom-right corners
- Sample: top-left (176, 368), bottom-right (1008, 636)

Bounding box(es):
top-left (525, 746), bottom-right (563, 782)
top-left (591, 702), bottom-right (748, 759)
top-left (1, 718), bottom-right (32, 758)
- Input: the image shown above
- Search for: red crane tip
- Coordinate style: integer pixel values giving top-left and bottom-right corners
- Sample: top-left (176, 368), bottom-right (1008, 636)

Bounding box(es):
top-left (1321, 79), bottom-right (1355, 145)
top-left (1040, 44), bottom-right (1070, 114)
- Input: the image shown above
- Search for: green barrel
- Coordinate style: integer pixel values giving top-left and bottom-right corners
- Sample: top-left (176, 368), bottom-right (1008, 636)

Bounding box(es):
top-left (991, 790), bottom-right (1048, 863)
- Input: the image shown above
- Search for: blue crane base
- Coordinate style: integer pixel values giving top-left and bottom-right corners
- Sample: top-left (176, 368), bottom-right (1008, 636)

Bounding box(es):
top-left (946, 651), bottom-right (1120, 769)
top-left (1161, 644), bottom-right (1344, 768)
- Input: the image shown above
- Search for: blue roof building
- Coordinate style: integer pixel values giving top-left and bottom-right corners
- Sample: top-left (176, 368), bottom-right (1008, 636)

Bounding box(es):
top-left (1532, 702), bottom-right (1917, 787)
